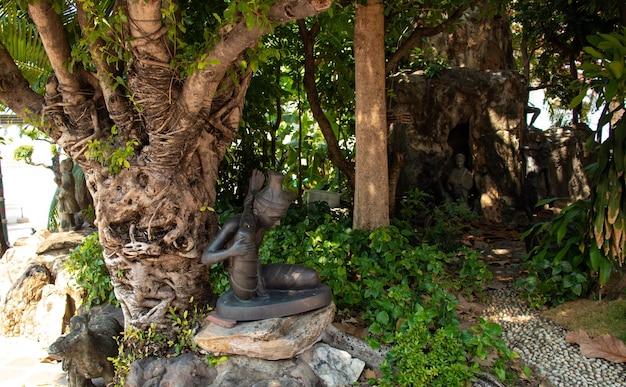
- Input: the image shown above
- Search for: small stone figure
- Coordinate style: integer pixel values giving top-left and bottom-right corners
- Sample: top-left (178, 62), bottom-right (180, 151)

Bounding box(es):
top-left (202, 170), bottom-right (331, 321)
top-left (56, 158), bottom-right (81, 231)
top-left (48, 306), bottom-right (123, 387)
top-left (446, 153), bottom-right (474, 203)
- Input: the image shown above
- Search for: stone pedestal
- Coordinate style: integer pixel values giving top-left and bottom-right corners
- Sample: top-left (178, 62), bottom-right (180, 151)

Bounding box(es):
top-left (194, 302), bottom-right (335, 360)
top-left (215, 283), bottom-right (333, 321)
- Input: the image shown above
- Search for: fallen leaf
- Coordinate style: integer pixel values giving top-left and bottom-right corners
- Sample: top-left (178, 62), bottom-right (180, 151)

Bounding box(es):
top-left (566, 329), bottom-right (626, 363)
top-left (456, 294), bottom-right (485, 313)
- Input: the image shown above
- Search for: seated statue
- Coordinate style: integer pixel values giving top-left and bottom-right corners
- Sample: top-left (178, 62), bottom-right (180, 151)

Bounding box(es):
top-left (56, 158), bottom-right (81, 232)
top-left (201, 170), bottom-right (330, 321)
top-left (446, 153), bottom-right (474, 202)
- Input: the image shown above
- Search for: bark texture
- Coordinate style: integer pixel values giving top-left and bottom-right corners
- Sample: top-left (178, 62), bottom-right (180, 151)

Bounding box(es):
top-left (0, 0), bottom-right (330, 329)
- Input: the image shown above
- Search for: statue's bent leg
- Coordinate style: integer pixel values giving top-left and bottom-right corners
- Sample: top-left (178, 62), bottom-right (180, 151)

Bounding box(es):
top-left (261, 263), bottom-right (320, 290)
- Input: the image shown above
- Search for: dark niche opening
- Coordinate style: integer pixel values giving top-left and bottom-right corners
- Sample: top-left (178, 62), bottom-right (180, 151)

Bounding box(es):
top-left (446, 121), bottom-right (472, 170)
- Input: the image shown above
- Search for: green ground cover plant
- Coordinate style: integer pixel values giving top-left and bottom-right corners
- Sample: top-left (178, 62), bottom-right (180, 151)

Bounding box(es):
top-left (258, 201), bottom-right (513, 384)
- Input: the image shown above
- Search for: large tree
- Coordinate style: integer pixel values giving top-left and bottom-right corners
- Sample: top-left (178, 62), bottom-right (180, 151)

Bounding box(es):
top-left (0, 0), bottom-right (330, 330)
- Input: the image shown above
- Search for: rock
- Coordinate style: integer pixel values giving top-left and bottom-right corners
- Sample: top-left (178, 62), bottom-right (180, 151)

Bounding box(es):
top-left (126, 353), bottom-right (218, 387)
top-left (194, 303), bottom-right (335, 360)
top-left (34, 284), bottom-right (69, 343)
top-left (320, 323), bottom-right (389, 370)
top-left (387, 68), bottom-right (526, 223)
top-left (0, 263), bottom-right (51, 336)
top-left (0, 230), bottom-right (90, 340)
top-left (36, 230), bottom-right (88, 255)
top-left (126, 353), bottom-right (322, 387)
top-left (300, 342), bottom-right (365, 386)
top-left (209, 355), bottom-right (320, 387)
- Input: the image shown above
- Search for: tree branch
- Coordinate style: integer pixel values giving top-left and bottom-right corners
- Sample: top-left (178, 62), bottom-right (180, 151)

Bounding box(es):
top-left (181, 0), bottom-right (331, 117)
top-left (385, 4), bottom-right (469, 73)
top-left (0, 45), bottom-right (45, 122)
top-left (298, 19), bottom-right (355, 190)
top-left (76, 0), bottom-right (135, 137)
top-left (127, 0), bottom-right (172, 64)
top-left (28, 0), bottom-right (81, 101)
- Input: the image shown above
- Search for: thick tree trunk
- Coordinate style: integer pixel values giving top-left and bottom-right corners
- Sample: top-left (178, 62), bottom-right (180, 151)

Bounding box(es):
top-left (353, 0), bottom-right (389, 231)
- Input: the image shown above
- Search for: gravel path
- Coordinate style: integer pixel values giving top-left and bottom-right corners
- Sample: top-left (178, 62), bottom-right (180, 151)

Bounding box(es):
top-left (484, 286), bottom-right (626, 387)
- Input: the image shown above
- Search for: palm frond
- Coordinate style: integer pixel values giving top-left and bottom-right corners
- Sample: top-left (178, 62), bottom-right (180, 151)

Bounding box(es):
top-left (0, 13), bottom-right (52, 93)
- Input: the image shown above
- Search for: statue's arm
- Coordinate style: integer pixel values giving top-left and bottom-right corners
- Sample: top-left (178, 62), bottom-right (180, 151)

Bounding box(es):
top-left (200, 216), bottom-right (240, 265)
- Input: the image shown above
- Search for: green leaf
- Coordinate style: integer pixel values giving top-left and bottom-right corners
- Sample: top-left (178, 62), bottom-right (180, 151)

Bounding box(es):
top-left (605, 80), bottom-right (618, 102)
top-left (583, 46), bottom-right (603, 59)
top-left (598, 256), bottom-right (613, 285)
top-left (571, 283), bottom-right (583, 296)
top-left (607, 52), bottom-right (624, 79)
top-left (569, 90), bottom-right (586, 108)
top-left (589, 244), bottom-right (602, 271)
top-left (369, 322), bottom-right (382, 335)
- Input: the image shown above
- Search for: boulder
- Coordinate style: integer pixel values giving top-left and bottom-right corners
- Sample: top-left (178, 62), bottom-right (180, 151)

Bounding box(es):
top-left (1, 263), bottom-right (51, 336)
top-left (126, 341), bottom-right (367, 387)
top-left (0, 229), bottom-right (89, 340)
top-left (126, 353), bottom-right (218, 387)
top-left (194, 303), bottom-right (335, 360)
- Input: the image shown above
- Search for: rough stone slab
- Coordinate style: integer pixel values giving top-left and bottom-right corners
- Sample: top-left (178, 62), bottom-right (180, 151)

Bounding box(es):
top-left (195, 302), bottom-right (335, 360)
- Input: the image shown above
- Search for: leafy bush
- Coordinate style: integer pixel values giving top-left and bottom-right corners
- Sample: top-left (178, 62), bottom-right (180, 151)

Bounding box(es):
top-left (516, 200), bottom-right (614, 307)
top-left (65, 232), bottom-right (118, 308)
top-left (379, 310), bottom-right (517, 386)
top-left (394, 188), bottom-right (478, 252)
top-left (260, 204), bottom-right (492, 346)
top-left (244, 203), bottom-right (509, 382)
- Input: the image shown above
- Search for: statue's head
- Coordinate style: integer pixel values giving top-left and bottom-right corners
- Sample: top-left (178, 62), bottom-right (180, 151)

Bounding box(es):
top-left (61, 158), bottom-right (73, 172)
top-left (455, 153), bottom-right (465, 168)
top-left (253, 171), bottom-right (295, 229)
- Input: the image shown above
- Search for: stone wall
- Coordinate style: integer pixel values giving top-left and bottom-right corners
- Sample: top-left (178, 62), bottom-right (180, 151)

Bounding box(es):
top-left (387, 68), bottom-right (527, 223)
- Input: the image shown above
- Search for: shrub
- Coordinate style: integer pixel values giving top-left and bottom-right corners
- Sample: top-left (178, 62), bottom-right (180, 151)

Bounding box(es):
top-left (260, 204), bottom-right (493, 347)
top-left (379, 311), bottom-right (517, 386)
top-left (516, 199), bottom-right (614, 307)
top-left (65, 232), bottom-right (118, 308)
top-left (394, 188), bottom-right (478, 252)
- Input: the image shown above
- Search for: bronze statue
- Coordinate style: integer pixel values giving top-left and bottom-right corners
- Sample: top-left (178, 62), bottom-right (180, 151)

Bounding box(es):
top-left (56, 158), bottom-right (81, 231)
top-left (202, 170), bottom-right (331, 321)
top-left (446, 153), bottom-right (474, 203)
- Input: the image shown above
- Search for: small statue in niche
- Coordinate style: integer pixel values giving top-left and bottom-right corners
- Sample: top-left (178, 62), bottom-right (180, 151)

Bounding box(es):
top-left (56, 158), bottom-right (81, 231)
top-left (201, 170), bottom-right (331, 321)
top-left (446, 153), bottom-right (474, 203)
